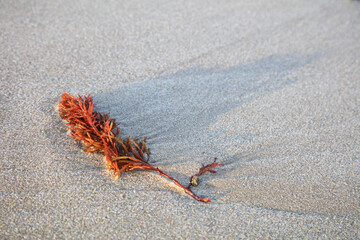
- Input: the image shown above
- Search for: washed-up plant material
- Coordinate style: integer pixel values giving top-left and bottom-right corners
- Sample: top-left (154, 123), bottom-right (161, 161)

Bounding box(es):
top-left (58, 93), bottom-right (222, 202)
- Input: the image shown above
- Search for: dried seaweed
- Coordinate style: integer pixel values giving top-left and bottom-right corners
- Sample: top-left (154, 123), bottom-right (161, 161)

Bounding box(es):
top-left (188, 158), bottom-right (221, 188)
top-left (58, 92), bottom-right (222, 202)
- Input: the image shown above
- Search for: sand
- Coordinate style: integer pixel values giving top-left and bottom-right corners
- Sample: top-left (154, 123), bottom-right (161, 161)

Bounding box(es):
top-left (1, 0), bottom-right (359, 238)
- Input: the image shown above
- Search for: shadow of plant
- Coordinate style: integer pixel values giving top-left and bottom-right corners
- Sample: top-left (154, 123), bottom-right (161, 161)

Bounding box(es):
top-left (96, 53), bottom-right (321, 161)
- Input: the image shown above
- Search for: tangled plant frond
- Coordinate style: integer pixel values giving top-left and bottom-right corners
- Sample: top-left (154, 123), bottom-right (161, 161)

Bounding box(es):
top-left (58, 92), bottom-right (222, 202)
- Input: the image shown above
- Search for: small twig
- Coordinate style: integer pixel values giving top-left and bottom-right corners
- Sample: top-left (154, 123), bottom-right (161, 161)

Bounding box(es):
top-left (188, 158), bottom-right (223, 189)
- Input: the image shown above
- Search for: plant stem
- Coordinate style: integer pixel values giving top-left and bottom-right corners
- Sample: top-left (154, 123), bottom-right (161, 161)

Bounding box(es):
top-left (143, 165), bottom-right (211, 203)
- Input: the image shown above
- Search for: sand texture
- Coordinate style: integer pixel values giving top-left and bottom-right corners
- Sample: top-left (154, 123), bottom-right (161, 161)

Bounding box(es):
top-left (1, 0), bottom-right (360, 239)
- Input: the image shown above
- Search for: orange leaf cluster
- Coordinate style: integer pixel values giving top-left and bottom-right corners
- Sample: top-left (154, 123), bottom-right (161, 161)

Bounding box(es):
top-left (58, 92), bottom-right (222, 202)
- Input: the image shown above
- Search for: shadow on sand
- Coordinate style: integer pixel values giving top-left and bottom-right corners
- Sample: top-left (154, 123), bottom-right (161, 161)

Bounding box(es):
top-left (95, 52), bottom-right (322, 164)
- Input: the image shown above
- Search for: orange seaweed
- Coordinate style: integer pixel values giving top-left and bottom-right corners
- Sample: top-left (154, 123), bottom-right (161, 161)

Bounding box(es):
top-left (58, 92), bottom-right (222, 202)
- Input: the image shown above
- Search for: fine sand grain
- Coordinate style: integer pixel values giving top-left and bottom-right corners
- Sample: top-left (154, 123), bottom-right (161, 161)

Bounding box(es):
top-left (1, 0), bottom-right (359, 238)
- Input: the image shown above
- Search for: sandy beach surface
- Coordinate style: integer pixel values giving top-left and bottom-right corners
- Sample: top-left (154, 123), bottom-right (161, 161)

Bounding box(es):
top-left (1, 0), bottom-right (359, 238)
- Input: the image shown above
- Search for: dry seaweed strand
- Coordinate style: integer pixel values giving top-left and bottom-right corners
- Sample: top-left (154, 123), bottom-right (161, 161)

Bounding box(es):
top-left (58, 92), bottom-right (222, 202)
top-left (187, 158), bottom-right (221, 188)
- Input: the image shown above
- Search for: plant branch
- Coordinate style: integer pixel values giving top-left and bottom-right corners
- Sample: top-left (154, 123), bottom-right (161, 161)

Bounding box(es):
top-left (58, 92), bottom-right (222, 202)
